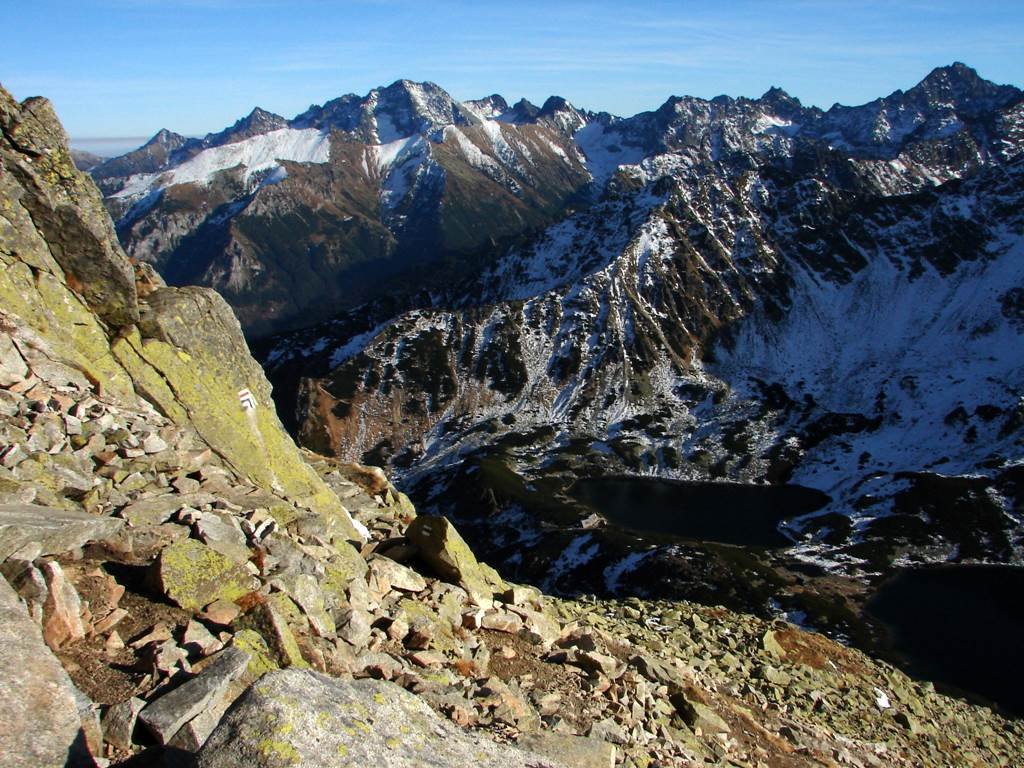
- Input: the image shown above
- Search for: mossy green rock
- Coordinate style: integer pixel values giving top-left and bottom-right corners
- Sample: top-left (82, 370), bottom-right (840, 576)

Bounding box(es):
top-left (230, 629), bottom-right (279, 682)
top-left (237, 596), bottom-right (309, 669)
top-left (322, 541), bottom-right (370, 608)
top-left (405, 515), bottom-right (493, 606)
top-left (396, 598), bottom-right (463, 654)
top-left (0, 92), bottom-right (139, 405)
top-left (112, 288), bottom-right (361, 542)
top-left (155, 538), bottom-right (257, 611)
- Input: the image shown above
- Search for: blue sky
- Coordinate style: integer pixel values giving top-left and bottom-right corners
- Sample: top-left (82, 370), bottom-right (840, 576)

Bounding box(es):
top-left (3, 0), bottom-right (1022, 140)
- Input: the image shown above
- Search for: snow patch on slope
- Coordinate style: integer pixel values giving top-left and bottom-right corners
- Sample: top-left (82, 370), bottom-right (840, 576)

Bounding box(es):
top-left (369, 135), bottom-right (426, 174)
top-left (443, 127), bottom-right (502, 174)
top-left (715, 227), bottom-right (1024, 537)
top-left (543, 534), bottom-right (600, 590)
top-left (573, 122), bottom-right (648, 184)
top-left (113, 128), bottom-right (330, 199)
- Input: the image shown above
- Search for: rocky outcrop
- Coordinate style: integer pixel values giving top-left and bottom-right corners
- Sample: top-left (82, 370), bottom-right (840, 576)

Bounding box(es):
top-left (406, 515), bottom-right (496, 606)
top-left (1, 87), bottom-right (138, 329)
top-left (113, 285), bottom-right (356, 532)
top-left (0, 82), bottom-right (360, 542)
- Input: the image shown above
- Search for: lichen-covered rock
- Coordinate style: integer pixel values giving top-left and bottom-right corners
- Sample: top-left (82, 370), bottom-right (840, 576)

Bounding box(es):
top-left (368, 554), bottom-right (427, 594)
top-left (236, 595), bottom-right (309, 669)
top-left (284, 573), bottom-right (335, 638)
top-left (229, 629), bottom-right (279, 683)
top-left (394, 598), bottom-right (463, 654)
top-left (0, 572), bottom-right (93, 767)
top-left (111, 288), bottom-right (362, 541)
top-left (322, 541), bottom-right (370, 605)
top-left (196, 669), bottom-right (570, 768)
top-left (1, 83), bottom-right (363, 547)
top-left (0, 87), bottom-right (138, 329)
top-left (405, 515), bottom-right (493, 606)
top-left (154, 538), bottom-right (257, 611)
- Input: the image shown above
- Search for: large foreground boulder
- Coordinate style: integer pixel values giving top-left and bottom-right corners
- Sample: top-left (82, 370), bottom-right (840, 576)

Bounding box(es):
top-left (0, 574), bottom-right (93, 767)
top-left (197, 669), bottom-right (568, 768)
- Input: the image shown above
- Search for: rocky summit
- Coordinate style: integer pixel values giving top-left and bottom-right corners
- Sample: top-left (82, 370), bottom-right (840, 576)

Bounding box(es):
top-left (1, 79), bottom-right (1024, 768)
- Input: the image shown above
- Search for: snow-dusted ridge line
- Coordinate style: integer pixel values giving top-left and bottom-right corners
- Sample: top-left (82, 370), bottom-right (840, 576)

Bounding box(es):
top-left (113, 128), bottom-right (332, 199)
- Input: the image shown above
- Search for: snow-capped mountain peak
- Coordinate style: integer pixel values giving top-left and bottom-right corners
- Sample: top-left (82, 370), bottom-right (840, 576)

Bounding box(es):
top-left (462, 94), bottom-right (511, 121)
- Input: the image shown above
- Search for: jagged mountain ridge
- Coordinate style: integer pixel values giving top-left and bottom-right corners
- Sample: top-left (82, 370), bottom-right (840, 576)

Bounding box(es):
top-left (260, 64), bottom-right (1024, 595)
top-left (95, 64), bottom-right (1021, 338)
top-left (95, 79), bottom-right (600, 336)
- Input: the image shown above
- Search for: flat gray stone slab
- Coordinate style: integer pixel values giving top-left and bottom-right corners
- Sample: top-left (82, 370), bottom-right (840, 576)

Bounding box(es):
top-left (0, 503), bottom-right (123, 562)
top-left (139, 646), bottom-right (250, 744)
top-left (519, 731), bottom-right (616, 768)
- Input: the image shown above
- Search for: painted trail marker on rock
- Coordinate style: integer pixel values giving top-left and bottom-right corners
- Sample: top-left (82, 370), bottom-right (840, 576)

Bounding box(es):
top-left (237, 389), bottom-right (256, 411)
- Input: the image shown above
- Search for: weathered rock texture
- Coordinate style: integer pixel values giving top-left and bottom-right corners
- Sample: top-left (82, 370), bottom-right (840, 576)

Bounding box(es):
top-left (0, 503), bottom-right (122, 561)
top-left (1, 89), bottom-right (138, 328)
top-left (196, 669), bottom-right (569, 768)
top-left (0, 574), bottom-right (93, 767)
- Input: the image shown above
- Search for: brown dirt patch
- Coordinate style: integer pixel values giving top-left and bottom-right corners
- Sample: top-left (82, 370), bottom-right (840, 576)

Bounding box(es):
top-left (482, 629), bottom-right (596, 731)
top-left (483, 629), bottom-right (550, 682)
top-left (774, 626), bottom-right (869, 677)
top-left (56, 557), bottom-right (192, 705)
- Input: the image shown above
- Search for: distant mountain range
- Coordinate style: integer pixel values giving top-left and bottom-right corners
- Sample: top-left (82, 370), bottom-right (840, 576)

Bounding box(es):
top-left (92, 63), bottom-right (1024, 601)
top-left (96, 64), bottom-right (1018, 338)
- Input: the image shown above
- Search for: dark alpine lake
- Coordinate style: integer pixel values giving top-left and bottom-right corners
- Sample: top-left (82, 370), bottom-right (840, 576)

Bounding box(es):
top-left (866, 564), bottom-right (1024, 717)
top-left (570, 476), bottom-right (830, 547)
top-left (568, 476), bottom-right (1024, 716)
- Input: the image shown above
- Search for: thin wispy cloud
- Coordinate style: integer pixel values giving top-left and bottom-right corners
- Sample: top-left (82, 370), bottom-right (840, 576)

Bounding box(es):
top-left (3, 0), bottom-right (1020, 136)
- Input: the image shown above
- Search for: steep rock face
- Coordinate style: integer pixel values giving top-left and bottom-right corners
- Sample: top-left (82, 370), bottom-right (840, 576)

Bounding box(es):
top-left (1, 89), bottom-right (139, 328)
top-left (0, 83), bottom-right (359, 540)
top-left (267, 65), bottom-right (1024, 589)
